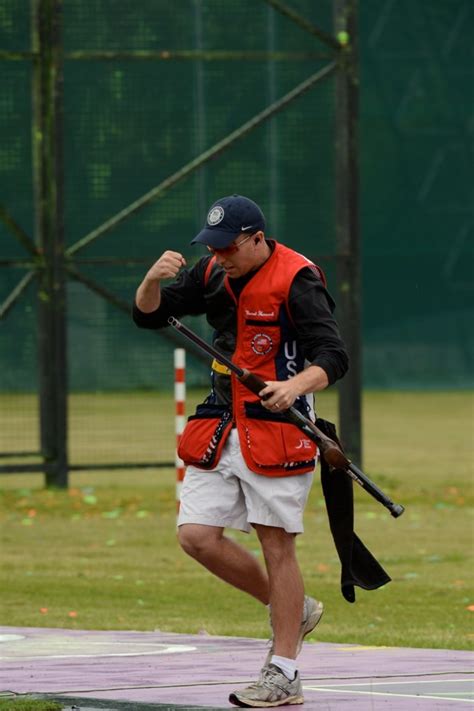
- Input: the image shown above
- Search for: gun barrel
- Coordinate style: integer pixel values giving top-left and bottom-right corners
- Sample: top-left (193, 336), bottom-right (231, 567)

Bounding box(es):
top-left (168, 317), bottom-right (243, 377)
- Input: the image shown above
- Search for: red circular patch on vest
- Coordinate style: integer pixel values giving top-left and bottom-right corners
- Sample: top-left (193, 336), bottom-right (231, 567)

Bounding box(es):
top-left (251, 333), bottom-right (273, 355)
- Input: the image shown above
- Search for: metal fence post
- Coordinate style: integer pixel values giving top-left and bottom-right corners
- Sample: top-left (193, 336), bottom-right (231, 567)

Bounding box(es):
top-left (334, 0), bottom-right (362, 465)
top-left (31, 0), bottom-right (68, 487)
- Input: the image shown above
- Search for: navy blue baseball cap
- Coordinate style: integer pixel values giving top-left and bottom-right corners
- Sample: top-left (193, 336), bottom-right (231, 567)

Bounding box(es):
top-left (191, 194), bottom-right (266, 249)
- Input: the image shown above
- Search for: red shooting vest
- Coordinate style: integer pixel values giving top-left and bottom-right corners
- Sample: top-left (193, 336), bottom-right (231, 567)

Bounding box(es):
top-left (177, 242), bottom-right (324, 477)
top-left (230, 242), bottom-right (320, 477)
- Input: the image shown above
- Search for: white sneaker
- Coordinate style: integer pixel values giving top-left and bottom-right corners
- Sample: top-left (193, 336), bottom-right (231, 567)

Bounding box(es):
top-left (229, 663), bottom-right (304, 707)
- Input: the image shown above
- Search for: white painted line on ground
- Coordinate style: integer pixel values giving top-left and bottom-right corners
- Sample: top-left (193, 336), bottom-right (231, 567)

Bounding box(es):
top-left (303, 687), bottom-right (473, 704)
top-left (307, 678), bottom-right (473, 687)
top-left (0, 644), bottom-right (197, 661)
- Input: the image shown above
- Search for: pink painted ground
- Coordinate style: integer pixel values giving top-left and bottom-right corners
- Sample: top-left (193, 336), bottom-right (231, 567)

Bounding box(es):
top-left (1, 627), bottom-right (472, 709)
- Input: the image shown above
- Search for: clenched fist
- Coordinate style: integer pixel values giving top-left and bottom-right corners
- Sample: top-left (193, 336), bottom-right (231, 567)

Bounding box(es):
top-left (146, 250), bottom-right (187, 281)
top-left (135, 250), bottom-right (187, 313)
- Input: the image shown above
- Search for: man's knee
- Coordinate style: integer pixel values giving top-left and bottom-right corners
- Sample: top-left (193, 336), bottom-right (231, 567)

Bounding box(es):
top-left (255, 525), bottom-right (296, 565)
top-left (177, 524), bottom-right (222, 560)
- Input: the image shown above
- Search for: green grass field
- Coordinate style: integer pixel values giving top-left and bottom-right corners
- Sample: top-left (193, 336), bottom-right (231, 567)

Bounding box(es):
top-left (0, 390), bottom-right (473, 651)
top-left (0, 701), bottom-right (61, 711)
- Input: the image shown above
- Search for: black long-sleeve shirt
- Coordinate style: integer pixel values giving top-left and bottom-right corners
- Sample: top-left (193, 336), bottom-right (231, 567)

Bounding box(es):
top-left (133, 251), bottom-right (348, 388)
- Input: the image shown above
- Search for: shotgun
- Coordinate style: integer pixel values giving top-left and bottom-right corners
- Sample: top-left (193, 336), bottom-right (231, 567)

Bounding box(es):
top-left (168, 316), bottom-right (404, 518)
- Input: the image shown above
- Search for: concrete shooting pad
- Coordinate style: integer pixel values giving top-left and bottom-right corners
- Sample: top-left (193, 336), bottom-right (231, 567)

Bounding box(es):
top-left (0, 626), bottom-right (473, 710)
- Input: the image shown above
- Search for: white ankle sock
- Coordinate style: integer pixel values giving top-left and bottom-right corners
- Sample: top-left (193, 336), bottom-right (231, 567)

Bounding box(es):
top-left (270, 655), bottom-right (297, 680)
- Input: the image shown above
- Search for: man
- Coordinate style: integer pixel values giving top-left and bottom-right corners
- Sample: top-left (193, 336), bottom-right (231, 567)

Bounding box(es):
top-left (133, 194), bottom-right (348, 707)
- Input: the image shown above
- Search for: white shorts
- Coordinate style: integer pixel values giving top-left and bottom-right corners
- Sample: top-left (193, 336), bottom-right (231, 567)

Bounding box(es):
top-left (177, 429), bottom-right (314, 534)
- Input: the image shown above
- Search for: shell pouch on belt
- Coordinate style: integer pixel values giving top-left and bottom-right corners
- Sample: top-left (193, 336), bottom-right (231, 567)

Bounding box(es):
top-left (242, 401), bottom-right (317, 475)
top-left (178, 404), bottom-right (233, 470)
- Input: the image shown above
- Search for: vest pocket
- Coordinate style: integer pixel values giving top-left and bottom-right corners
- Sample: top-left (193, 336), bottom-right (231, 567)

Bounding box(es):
top-left (243, 327), bottom-right (279, 360)
top-left (178, 405), bottom-right (233, 470)
top-left (243, 402), bottom-right (317, 471)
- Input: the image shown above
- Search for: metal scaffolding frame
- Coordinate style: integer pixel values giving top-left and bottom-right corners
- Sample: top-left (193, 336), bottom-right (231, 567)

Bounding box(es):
top-left (0, 0), bottom-right (360, 486)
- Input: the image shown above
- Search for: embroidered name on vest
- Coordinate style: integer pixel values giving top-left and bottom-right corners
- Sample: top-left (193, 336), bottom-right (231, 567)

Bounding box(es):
top-left (245, 309), bottom-right (275, 318)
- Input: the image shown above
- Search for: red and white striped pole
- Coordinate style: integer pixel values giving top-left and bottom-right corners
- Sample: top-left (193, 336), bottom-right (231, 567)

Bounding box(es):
top-left (174, 348), bottom-right (186, 508)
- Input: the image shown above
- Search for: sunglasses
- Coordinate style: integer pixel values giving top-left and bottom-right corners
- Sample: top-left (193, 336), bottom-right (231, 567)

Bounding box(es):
top-left (206, 232), bottom-right (254, 257)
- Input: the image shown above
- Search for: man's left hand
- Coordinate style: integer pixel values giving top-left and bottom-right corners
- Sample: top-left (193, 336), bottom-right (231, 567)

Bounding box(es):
top-left (259, 380), bottom-right (301, 412)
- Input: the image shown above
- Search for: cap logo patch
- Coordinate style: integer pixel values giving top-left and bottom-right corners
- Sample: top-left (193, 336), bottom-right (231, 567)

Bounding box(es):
top-left (207, 206), bottom-right (224, 226)
top-left (251, 333), bottom-right (273, 355)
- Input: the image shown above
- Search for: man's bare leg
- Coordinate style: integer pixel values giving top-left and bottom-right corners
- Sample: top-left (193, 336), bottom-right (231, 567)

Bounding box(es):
top-left (255, 524), bottom-right (304, 659)
top-left (178, 523), bottom-right (269, 604)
